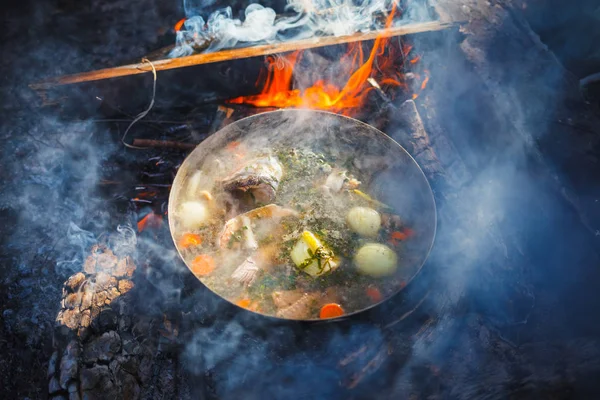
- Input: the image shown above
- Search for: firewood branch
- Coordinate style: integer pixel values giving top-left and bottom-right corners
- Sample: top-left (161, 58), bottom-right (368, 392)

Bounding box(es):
top-left (30, 20), bottom-right (462, 90)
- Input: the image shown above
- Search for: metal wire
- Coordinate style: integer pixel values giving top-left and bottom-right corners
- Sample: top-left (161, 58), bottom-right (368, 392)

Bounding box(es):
top-left (121, 58), bottom-right (157, 150)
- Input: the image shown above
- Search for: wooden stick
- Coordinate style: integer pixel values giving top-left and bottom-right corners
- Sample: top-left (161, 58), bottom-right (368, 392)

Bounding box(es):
top-left (30, 20), bottom-right (461, 90)
top-left (131, 139), bottom-right (196, 150)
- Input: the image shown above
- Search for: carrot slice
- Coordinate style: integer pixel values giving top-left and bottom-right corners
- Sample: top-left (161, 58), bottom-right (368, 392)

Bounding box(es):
top-left (320, 303), bottom-right (345, 319)
top-left (190, 255), bottom-right (215, 276)
top-left (236, 298), bottom-right (260, 312)
top-left (403, 228), bottom-right (415, 237)
top-left (366, 287), bottom-right (383, 302)
top-left (390, 231), bottom-right (408, 241)
top-left (236, 299), bottom-right (252, 308)
top-left (178, 233), bottom-right (203, 249)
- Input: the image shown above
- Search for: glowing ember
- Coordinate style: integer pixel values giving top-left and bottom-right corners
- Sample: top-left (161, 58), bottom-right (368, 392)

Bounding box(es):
top-left (420, 72), bottom-right (430, 90)
top-left (137, 212), bottom-right (163, 232)
top-left (228, 5), bottom-right (409, 116)
top-left (410, 70), bottom-right (430, 100)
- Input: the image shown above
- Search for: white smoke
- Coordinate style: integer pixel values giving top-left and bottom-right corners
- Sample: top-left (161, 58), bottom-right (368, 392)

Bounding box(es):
top-left (170, 0), bottom-right (428, 58)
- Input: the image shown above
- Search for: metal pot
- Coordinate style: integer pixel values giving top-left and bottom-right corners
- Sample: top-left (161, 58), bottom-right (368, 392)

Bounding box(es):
top-left (168, 109), bottom-right (436, 321)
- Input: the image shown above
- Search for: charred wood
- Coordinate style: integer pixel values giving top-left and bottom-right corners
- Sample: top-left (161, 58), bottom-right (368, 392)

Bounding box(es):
top-left (131, 139), bottom-right (196, 150)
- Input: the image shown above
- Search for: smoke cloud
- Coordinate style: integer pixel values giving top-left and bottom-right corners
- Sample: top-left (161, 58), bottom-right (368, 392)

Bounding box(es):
top-left (170, 0), bottom-right (431, 57)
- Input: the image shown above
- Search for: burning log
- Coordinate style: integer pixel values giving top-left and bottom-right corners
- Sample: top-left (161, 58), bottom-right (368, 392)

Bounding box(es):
top-left (30, 20), bottom-right (462, 91)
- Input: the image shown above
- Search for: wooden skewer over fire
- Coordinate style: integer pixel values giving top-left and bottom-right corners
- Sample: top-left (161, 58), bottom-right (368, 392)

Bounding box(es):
top-left (30, 20), bottom-right (462, 91)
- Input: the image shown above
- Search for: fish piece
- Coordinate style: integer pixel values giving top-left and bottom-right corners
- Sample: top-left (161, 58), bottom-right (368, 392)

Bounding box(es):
top-left (217, 204), bottom-right (298, 249)
top-left (231, 256), bottom-right (260, 286)
top-left (272, 289), bottom-right (305, 309)
top-left (254, 242), bottom-right (280, 266)
top-left (231, 243), bottom-right (282, 286)
top-left (276, 293), bottom-right (319, 319)
top-left (221, 155), bottom-right (283, 204)
top-left (273, 287), bottom-right (341, 310)
top-left (323, 169), bottom-right (348, 193)
top-left (322, 169), bottom-right (361, 193)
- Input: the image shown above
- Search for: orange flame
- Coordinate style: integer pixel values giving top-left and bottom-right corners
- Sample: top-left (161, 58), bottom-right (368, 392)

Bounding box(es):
top-left (228, 5), bottom-right (406, 115)
top-left (411, 70), bottom-right (430, 100)
top-left (174, 18), bottom-right (186, 32)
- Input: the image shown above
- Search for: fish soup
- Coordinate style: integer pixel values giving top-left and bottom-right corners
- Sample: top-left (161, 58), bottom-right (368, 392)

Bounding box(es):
top-left (172, 143), bottom-right (420, 320)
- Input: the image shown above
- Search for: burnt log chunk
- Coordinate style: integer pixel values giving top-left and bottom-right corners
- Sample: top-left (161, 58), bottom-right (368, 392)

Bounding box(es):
top-left (90, 308), bottom-right (118, 333)
top-left (118, 279), bottom-right (135, 294)
top-left (83, 331), bottom-right (122, 363)
top-left (49, 376), bottom-right (62, 394)
top-left (59, 340), bottom-right (80, 389)
top-left (64, 292), bottom-right (83, 310)
top-left (80, 365), bottom-right (119, 400)
top-left (65, 273), bottom-right (86, 292)
top-left (117, 369), bottom-right (141, 400)
top-left (69, 391), bottom-right (81, 400)
top-left (57, 308), bottom-right (82, 330)
top-left (94, 272), bottom-right (117, 291)
top-left (93, 291), bottom-right (108, 308)
top-left (49, 243), bottom-right (172, 399)
top-left (80, 285), bottom-right (94, 310)
top-left (114, 257), bottom-right (135, 278)
top-left (48, 350), bottom-right (59, 378)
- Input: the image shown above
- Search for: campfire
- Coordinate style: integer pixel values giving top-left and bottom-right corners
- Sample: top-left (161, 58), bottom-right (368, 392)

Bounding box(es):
top-left (5, 0), bottom-right (600, 398)
top-left (226, 5), bottom-right (428, 115)
top-left (36, 1), bottom-right (446, 396)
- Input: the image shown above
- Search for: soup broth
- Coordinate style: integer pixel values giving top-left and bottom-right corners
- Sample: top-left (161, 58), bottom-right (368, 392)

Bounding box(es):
top-left (172, 141), bottom-right (418, 320)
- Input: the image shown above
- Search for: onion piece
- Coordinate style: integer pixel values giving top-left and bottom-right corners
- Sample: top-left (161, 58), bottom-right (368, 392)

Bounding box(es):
top-left (180, 201), bottom-right (209, 229)
top-left (290, 231), bottom-right (339, 277)
top-left (354, 243), bottom-right (398, 277)
top-left (346, 206), bottom-right (381, 237)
